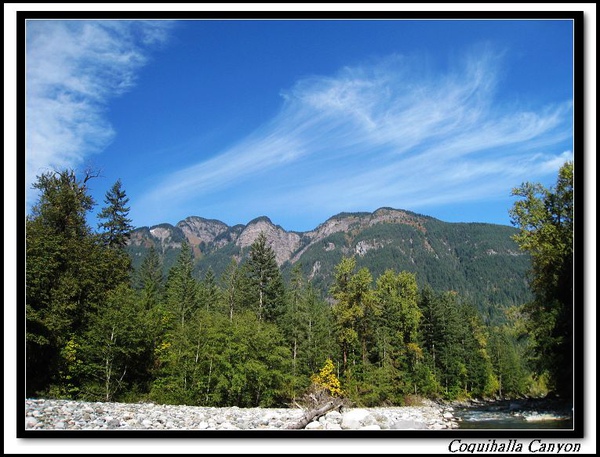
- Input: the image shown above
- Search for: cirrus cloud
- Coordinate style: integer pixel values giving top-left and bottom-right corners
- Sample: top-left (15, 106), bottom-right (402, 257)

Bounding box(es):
top-left (25, 20), bottom-right (173, 205)
top-left (136, 48), bottom-right (572, 228)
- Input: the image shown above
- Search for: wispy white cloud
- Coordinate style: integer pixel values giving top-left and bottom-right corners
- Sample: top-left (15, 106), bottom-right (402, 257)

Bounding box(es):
top-left (136, 47), bottom-right (572, 228)
top-left (25, 20), bottom-right (172, 204)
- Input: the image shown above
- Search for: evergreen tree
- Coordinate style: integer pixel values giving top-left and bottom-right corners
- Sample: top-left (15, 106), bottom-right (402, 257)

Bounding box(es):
top-left (278, 264), bottom-right (335, 400)
top-left (418, 288), bottom-right (466, 399)
top-left (460, 303), bottom-right (499, 398)
top-left (245, 232), bottom-right (286, 322)
top-left (133, 245), bottom-right (166, 392)
top-left (198, 267), bottom-right (220, 313)
top-left (373, 269), bottom-right (423, 401)
top-left (26, 169), bottom-right (110, 396)
top-left (135, 245), bottom-right (164, 310)
top-left (164, 242), bottom-right (199, 328)
top-left (418, 288), bottom-right (501, 399)
top-left (302, 282), bottom-right (336, 377)
top-left (489, 326), bottom-right (530, 397)
top-left (97, 179), bottom-right (133, 249)
top-left (150, 242), bottom-right (203, 404)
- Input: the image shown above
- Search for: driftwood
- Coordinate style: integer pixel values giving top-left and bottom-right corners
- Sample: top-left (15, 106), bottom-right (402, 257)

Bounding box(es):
top-left (287, 398), bottom-right (344, 429)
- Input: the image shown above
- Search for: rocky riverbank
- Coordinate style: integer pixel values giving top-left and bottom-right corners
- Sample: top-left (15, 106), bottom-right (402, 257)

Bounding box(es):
top-left (24, 398), bottom-right (459, 431)
top-left (446, 396), bottom-right (573, 419)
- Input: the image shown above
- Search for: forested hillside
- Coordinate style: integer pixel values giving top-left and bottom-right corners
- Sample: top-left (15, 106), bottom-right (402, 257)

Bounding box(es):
top-left (127, 208), bottom-right (532, 324)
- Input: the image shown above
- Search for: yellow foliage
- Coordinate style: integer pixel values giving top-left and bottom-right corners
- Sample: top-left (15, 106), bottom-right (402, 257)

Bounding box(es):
top-left (63, 337), bottom-right (79, 364)
top-left (310, 358), bottom-right (343, 397)
top-left (406, 342), bottom-right (423, 359)
top-left (154, 340), bottom-right (172, 357)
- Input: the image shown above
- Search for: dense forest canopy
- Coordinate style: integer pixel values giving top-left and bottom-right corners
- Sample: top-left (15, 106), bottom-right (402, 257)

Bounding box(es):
top-left (24, 163), bottom-right (574, 407)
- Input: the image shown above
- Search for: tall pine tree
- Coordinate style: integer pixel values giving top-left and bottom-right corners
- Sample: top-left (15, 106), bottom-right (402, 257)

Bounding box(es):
top-left (97, 179), bottom-right (133, 250)
top-left (245, 232), bottom-right (286, 322)
top-left (136, 245), bottom-right (164, 310)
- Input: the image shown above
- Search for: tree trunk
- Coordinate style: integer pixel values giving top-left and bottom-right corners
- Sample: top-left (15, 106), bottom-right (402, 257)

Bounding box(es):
top-left (286, 399), bottom-right (343, 429)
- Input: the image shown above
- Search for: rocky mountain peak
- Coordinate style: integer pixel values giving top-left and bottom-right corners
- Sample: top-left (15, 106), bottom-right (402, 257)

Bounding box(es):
top-left (128, 208), bottom-right (434, 266)
top-left (236, 216), bottom-right (302, 266)
top-left (370, 207), bottom-right (428, 232)
top-left (177, 216), bottom-right (229, 245)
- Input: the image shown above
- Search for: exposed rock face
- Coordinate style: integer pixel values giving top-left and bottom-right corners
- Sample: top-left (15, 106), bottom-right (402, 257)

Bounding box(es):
top-left (355, 239), bottom-right (389, 257)
top-left (127, 207), bottom-right (526, 269)
top-left (130, 208), bottom-right (423, 267)
top-left (177, 217), bottom-right (229, 256)
top-left (177, 217), bottom-right (229, 246)
top-left (141, 225), bottom-right (186, 253)
top-left (235, 217), bottom-right (302, 266)
top-left (289, 208), bottom-right (423, 263)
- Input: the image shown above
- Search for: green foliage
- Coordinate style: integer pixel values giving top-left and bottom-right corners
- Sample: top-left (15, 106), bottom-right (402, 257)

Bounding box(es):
top-left (135, 246), bottom-right (164, 310)
top-left (164, 241), bottom-right (199, 328)
top-left (26, 170), bottom-right (131, 397)
top-left (488, 326), bottom-right (530, 397)
top-left (26, 168), bottom-right (548, 408)
top-left (245, 232), bottom-right (286, 322)
top-left (97, 179), bottom-right (134, 250)
top-left (509, 161), bottom-right (574, 397)
top-left (330, 257), bottom-right (376, 371)
top-left (78, 284), bottom-right (149, 401)
top-left (128, 209), bottom-right (532, 323)
top-left (219, 258), bottom-right (246, 321)
top-left (371, 269), bottom-right (423, 402)
top-left (198, 267), bottom-right (220, 312)
top-left (417, 287), bottom-right (502, 400)
top-left (151, 309), bottom-right (291, 407)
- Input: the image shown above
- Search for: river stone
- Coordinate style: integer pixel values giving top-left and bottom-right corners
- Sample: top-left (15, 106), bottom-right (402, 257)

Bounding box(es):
top-left (217, 421), bottom-right (237, 429)
top-left (325, 410), bottom-right (342, 423)
top-left (359, 424), bottom-right (381, 430)
top-left (305, 421), bottom-right (323, 429)
top-left (24, 399), bottom-right (459, 430)
top-left (106, 418), bottom-right (120, 428)
top-left (325, 423), bottom-right (343, 430)
top-left (25, 417), bottom-right (38, 428)
top-left (390, 419), bottom-right (428, 430)
top-left (341, 409), bottom-right (373, 429)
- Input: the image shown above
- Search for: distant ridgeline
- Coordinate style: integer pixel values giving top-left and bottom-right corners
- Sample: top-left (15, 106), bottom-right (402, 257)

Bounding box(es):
top-left (127, 207), bottom-right (532, 323)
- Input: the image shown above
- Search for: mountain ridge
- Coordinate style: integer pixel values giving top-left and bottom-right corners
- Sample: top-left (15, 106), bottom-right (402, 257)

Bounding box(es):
top-left (129, 207), bottom-right (440, 265)
top-left (127, 207), bottom-right (531, 321)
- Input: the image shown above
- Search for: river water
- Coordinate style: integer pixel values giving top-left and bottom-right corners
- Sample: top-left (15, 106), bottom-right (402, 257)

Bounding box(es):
top-left (452, 399), bottom-right (573, 430)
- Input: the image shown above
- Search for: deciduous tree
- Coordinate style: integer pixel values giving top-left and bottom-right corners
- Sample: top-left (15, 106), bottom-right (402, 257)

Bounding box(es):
top-left (509, 161), bottom-right (574, 396)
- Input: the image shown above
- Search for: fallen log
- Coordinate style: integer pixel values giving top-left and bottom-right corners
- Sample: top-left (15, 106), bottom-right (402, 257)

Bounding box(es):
top-left (287, 399), bottom-right (343, 429)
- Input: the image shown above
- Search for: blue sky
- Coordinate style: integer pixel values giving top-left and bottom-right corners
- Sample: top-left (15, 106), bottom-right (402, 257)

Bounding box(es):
top-left (25, 17), bottom-right (575, 232)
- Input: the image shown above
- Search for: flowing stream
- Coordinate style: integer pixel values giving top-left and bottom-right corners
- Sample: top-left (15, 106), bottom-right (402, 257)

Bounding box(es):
top-left (452, 398), bottom-right (573, 430)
